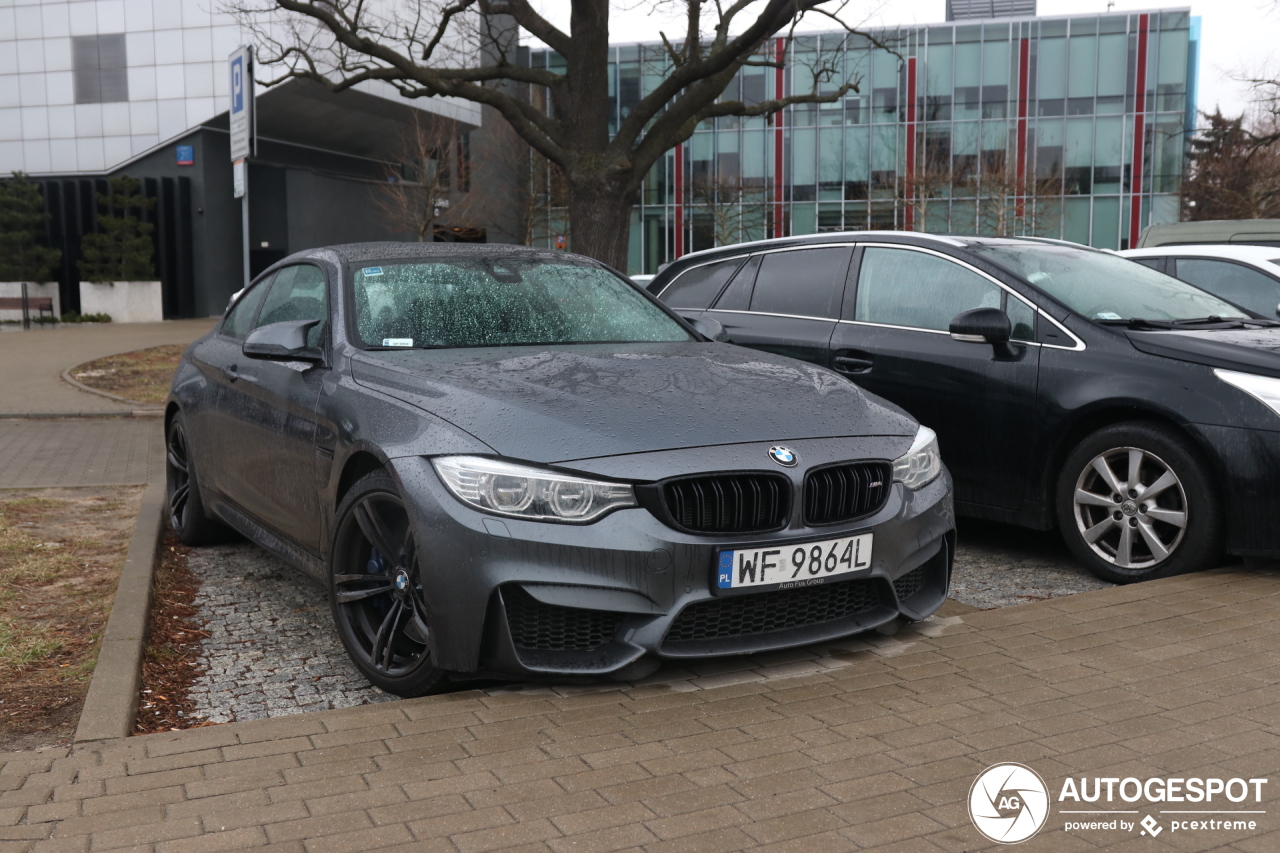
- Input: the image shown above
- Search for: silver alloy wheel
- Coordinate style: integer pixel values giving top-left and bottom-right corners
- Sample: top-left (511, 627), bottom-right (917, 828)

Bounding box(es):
top-left (1073, 446), bottom-right (1188, 569)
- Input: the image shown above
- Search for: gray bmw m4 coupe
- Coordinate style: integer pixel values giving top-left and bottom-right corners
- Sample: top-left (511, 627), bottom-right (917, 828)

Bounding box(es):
top-left (166, 243), bottom-right (955, 696)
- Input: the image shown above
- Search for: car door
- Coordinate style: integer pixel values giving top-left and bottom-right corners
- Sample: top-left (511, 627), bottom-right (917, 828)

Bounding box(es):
top-left (705, 245), bottom-right (853, 367)
top-left (1171, 257), bottom-right (1280, 318)
top-left (214, 263), bottom-right (330, 552)
top-left (829, 244), bottom-right (1041, 514)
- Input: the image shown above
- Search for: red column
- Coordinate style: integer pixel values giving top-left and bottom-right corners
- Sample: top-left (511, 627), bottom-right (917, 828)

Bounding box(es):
top-left (1129, 14), bottom-right (1150, 249)
top-left (904, 57), bottom-right (918, 231)
top-left (674, 142), bottom-right (684, 258)
top-left (1015, 37), bottom-right (1030, 222)
top-left (774, 37), bottom-right (785, 238)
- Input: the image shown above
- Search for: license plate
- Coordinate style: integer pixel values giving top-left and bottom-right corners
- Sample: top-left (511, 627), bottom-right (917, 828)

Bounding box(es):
top-left (716, 533), bottom-right (873, 591)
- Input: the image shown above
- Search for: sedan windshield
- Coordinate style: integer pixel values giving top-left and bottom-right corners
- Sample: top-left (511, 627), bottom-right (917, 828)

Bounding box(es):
top-left (352, 259), bottom-right (693, 348)
top-left (970, 243), bottom-right (1245, 323)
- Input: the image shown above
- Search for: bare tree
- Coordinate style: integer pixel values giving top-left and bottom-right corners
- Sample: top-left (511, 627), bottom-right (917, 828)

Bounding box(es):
top-left (1182, 109), bottom-right (1280, 220)
top-left (689, 172), bottom-right (769, 248)
top-left (223, 0), bottom-right (891, 268)
top-left (375, 113), bottom-right (464, 241)
top-left (463, 107), bottom-right (569, 247)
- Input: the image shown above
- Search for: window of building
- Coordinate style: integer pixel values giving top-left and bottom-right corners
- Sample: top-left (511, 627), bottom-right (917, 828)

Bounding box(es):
top-left (73, 34), bottom-right (128, 104)
top-left (750, 247), bottom-right (850, 318)
top-left (855, 247), bottom-right (1000, 330)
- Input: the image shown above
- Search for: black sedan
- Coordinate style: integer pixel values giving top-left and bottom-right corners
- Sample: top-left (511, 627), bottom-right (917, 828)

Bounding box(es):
top-left (649, 233), bottom-right (1280, 584)
top-left (165, 243), bottom-right (954, 696)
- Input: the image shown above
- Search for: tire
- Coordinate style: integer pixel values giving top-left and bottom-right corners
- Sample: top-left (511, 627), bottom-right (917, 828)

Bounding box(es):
top-left (166, 413), bottom-right (234, 546)
top-left (329, 469), bottom-right (449, 697)
top-left (1056, 421), bottom-right (1223, 584)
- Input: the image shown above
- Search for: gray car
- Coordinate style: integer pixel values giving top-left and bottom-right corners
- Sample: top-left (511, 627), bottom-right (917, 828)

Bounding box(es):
top-left (165, 243), bottom-right (955, 696)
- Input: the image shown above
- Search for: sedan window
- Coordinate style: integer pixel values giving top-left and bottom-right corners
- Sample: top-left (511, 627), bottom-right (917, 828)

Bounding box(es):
top-left (855, 248), bottom-right (1000, 331)
top-left (749, 247), bottom-right (851, 318)
top-left (659, 258), bottom-right (743, 309)
top-left (353, 259), bottom-right (693, 349)
top-left (256, 264), bottom-right (329, 347)
top-left (222, 278), bottom-right (271, 339)
top-left (1174, 258), bottom-right (1280, 318)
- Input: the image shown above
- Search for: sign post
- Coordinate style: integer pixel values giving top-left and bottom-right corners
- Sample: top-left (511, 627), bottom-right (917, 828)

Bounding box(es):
top-left (229, 45), bottom-right (255, 290)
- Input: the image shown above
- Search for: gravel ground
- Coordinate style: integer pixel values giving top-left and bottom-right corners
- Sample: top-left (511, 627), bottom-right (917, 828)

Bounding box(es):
top-left (950, 519), bottom-right (1114, 609)
top-left (182, 522), bottom-right (1108, 722)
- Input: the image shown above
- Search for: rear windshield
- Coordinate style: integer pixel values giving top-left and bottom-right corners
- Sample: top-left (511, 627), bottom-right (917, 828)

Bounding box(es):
top-left (351, 258), bottom-right (692, 349)
top-left (970, 244), bottom-right (1245, 322)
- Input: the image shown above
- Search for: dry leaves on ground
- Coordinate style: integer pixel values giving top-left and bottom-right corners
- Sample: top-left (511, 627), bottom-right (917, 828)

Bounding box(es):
top-left (70, 344), bottom-right (185, 405)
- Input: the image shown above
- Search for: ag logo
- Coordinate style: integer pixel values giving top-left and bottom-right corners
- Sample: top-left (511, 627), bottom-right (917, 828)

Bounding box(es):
top-left (969, 763), bottom-right (1050, 844)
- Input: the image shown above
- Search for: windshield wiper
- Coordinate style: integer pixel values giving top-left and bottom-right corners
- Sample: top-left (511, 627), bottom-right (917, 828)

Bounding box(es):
top-left (1095, 316), bottom-right (1266, 331)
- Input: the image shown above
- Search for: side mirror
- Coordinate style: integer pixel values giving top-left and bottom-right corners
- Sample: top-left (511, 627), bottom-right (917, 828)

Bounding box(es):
top-left (243, 319), bottom-right (324, 362)
top-left (950, 308), bottom-right (1011, 345)
top-left (685, 315), bottom-right (729, 342)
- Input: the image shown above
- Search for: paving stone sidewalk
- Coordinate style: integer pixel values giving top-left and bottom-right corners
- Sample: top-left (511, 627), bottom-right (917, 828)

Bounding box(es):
top-left (3, 566), bottom-right (1279, 852)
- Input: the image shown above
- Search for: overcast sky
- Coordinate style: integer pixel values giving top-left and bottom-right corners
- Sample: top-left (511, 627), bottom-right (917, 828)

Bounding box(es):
top-left (526, 0), bottom-right (1278, 122)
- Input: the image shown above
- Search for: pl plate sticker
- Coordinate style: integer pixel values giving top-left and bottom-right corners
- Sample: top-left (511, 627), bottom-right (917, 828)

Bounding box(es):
top-left (363, 266), bottom-right (384, 276)
top-left (382, 338), bottom-right (413, 347)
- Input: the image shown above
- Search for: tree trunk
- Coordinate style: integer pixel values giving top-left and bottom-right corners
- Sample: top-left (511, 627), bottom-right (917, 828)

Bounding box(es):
top-left (567, 175), bottom-right (634, 271)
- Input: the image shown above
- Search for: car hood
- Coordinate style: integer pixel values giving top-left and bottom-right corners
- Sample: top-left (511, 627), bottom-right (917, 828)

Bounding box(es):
top-left (350, 342), bottom-right (917, 463)
top-left (1127, 327), bottom-right (1280, 378)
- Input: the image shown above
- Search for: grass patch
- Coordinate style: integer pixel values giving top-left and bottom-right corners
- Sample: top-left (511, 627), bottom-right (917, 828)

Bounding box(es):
top-left (0, 487), bottom-right (143, 751)
top-left (69, 344), bottom-right (185, 405)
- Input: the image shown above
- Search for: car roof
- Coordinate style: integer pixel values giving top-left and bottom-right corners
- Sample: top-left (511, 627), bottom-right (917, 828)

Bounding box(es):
top-left (1121, 245), bottom-right (1280, 267)
top-left (283, 242), bottom-right (584, 266)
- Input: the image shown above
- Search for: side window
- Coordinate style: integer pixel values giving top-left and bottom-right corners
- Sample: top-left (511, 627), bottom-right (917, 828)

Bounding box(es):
top-left (221, 277), bottom-right (272, 340)
top-left (749, 247), bottom-right (851, 319)
top-left (855, 247), bottom-right (1001, 331)
top-left (712, 255), bottom-right (760, 311)
top-left (1174, 258), bottom-right (1279, 317)
top-left (254, 264), bottom-right (329, 347)
top-left (659, 258), bottom-right (744, 309)
top-left (1005, 295), bottom-right (1036, 342)
top-left (1131, 257), bottom-right (1167, 274)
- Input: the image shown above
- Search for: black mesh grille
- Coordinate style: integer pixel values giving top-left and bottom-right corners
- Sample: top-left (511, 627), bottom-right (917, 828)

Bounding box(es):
top-left (892, 564), bottom-right (928, 603)
top-left (665, 579), bottom-right (879, 643)
top-left (804, 462), bottom-right (891, 526)
top-left (663, 473), bottom-right (790, 533)
top-left (504, 587), bottom-right (623, 651)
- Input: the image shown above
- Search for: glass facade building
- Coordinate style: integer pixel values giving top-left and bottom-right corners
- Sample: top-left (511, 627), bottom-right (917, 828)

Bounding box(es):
top-left (532, 9), bottom-right (1198, 274)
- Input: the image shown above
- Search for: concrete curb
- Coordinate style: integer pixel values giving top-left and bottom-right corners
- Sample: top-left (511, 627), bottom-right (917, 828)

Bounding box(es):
top-left (0, 411), bottom-right (163, 419)
top-left (60, 365), bottom-right (163, 412)
top-left (74, 479), bottom-right (167, 742)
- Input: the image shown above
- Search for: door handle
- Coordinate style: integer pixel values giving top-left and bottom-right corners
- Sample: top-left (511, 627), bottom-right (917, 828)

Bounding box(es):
top-left (222, 364), bottom-right (239, 382)
top-left (833, 355), bottom-right (873, 374)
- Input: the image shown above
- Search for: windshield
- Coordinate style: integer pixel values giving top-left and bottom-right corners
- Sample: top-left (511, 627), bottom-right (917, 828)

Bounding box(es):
top-left (351, 259), bottom-right (693, 348)
top-left (969, 244), bottom-right (1245, 322)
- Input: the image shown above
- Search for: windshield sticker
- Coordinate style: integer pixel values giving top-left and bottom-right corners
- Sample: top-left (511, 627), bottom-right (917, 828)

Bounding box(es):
top-left (382, 338), bottom-right (413, 347)
top-left (1095, 311), bottom-right (1122, 320)
top-left (363, 267), bottom-right (384, 276)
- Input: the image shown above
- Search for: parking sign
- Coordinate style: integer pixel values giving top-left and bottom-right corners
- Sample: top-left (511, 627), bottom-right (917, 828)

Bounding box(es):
top-left (229, 46), bottom-right (253, 161)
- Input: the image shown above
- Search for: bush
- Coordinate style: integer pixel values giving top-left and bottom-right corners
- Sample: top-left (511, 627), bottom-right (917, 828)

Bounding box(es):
top-left (60, 312), bottom-right (112, 324)
top-left (0, 172), bottom-right (62, 283)
top-left (79, 175), bottom-right (156, 283)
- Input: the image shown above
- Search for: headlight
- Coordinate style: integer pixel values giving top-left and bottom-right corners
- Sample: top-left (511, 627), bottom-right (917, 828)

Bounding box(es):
top-left (1215, 369), bottom-right (1280, 420)
top-left (892, 426), bottom-right (941, 490)
top-left (431, 456), bottom-right (637, 523)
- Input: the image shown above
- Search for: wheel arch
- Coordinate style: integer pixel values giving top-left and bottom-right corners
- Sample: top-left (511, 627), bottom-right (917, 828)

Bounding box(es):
top-left (335, 450), bottom-right (388, 511)
top-left (1038, 404), bottom-right (1220, 527)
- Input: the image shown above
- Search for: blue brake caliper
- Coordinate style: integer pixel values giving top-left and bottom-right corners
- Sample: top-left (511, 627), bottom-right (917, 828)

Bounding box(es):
top-left (367, 547), bottom-right (391, 616)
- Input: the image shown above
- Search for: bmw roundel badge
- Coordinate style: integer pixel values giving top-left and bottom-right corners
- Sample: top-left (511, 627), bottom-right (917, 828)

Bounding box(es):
top-left (768, 445), bottom-right (798, 467)
top-left (395, 571), bottom-right (409, 592)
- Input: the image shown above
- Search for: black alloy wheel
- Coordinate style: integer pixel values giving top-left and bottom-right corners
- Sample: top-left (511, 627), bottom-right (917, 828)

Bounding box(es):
top-left (1057, 421), bottom-right (1223, 584)
top-left (329, 469), bottom-right (448, 696)
top-left (166, 413), bottom-right (230, 545)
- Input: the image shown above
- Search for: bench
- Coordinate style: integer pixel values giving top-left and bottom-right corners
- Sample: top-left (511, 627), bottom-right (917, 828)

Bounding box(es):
top-left (0, 297), bottom-right (55, 321)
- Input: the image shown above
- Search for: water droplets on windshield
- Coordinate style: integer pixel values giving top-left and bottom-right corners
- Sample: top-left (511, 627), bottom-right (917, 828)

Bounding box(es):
top-left (352, 259), bottom-right (692, 349)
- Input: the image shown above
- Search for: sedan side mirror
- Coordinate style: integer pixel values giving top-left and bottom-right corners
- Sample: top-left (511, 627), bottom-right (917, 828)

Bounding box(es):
top-left (685, 315), bottom-right (730, 342)
top-left (243, 319), bottom-right (325, 363)
top-left (949, 308), bottom-right (1011, 345)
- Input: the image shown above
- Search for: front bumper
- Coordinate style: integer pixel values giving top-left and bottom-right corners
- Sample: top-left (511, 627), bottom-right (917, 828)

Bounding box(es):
top-left (390, 455), bottom-right (955, 678)
top-left (1189, 423), bottom-right (1280, 557)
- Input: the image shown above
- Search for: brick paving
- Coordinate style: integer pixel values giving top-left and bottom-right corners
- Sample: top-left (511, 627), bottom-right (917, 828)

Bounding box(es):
top-left (0, 418), bottom-right (162, 488)
top-left (2, 566), bottom-right (1279, 852)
